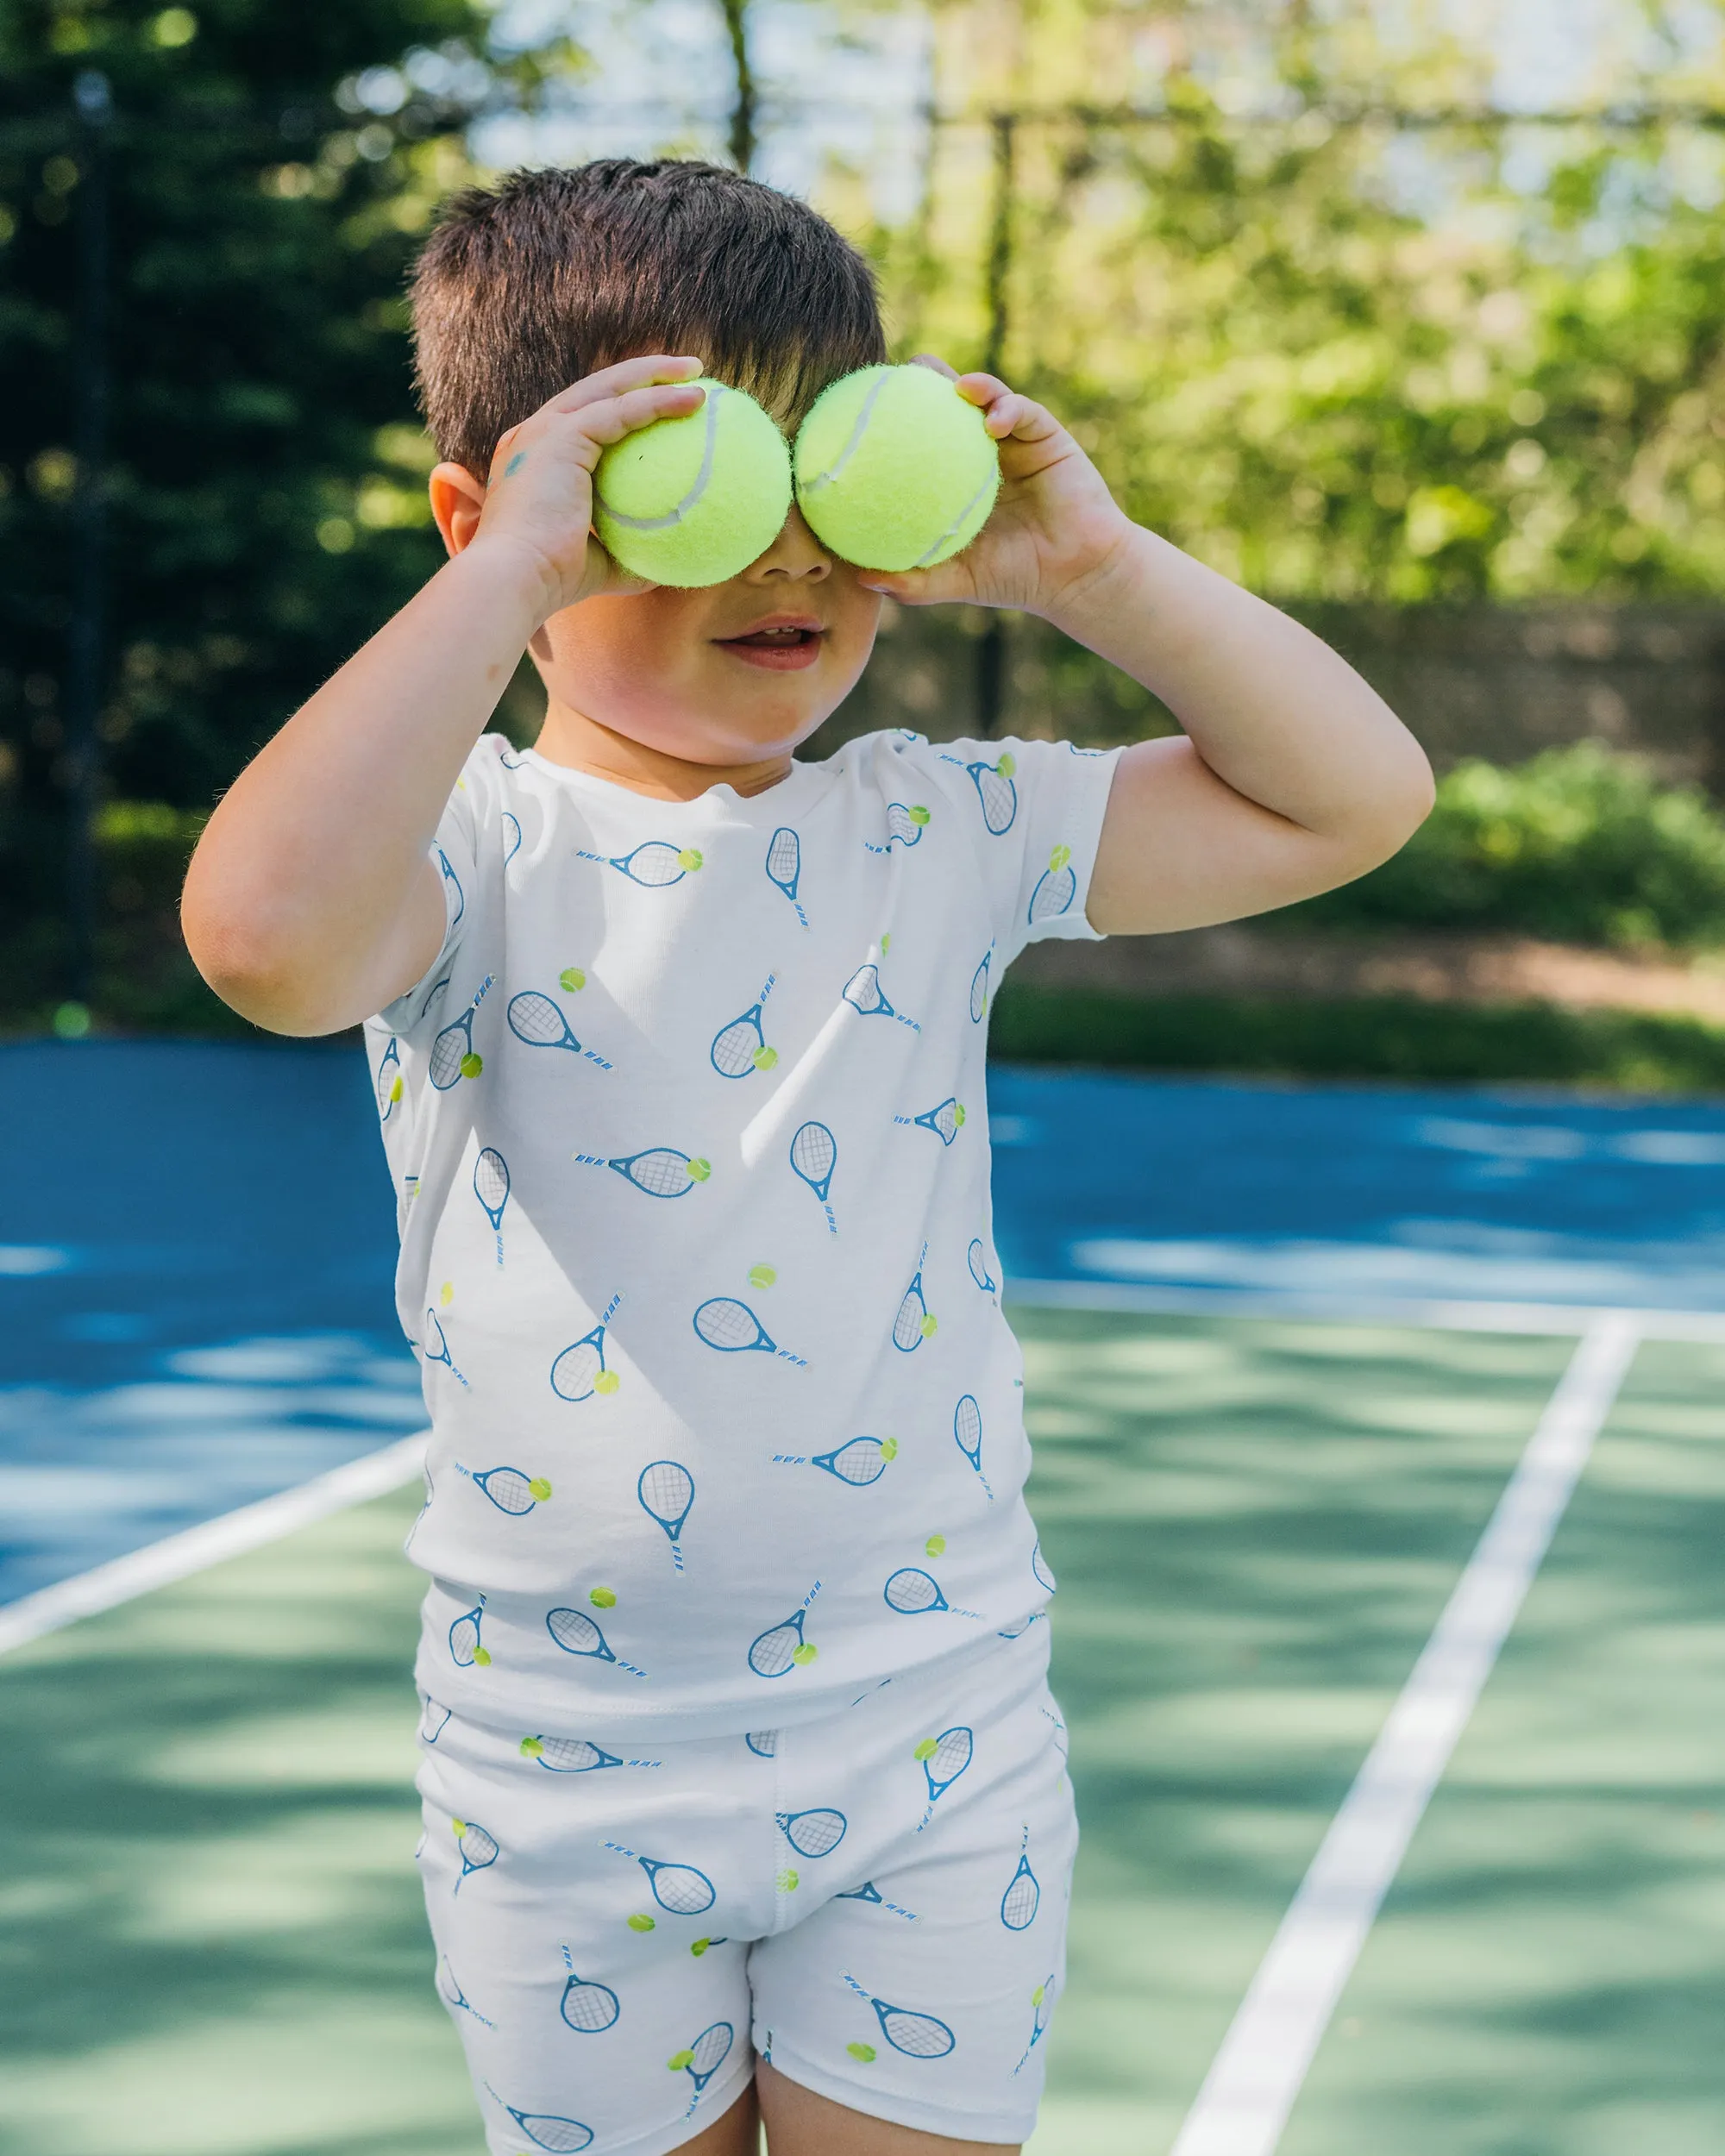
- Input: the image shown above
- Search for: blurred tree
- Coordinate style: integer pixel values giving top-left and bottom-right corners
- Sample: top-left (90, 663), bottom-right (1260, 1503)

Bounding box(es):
top-left (0, 0), bottom-right (577, 1011)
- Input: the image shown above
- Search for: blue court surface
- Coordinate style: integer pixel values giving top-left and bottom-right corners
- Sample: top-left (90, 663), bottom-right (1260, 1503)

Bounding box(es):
top-left (3, 1041), bottom-right (1723, 2156)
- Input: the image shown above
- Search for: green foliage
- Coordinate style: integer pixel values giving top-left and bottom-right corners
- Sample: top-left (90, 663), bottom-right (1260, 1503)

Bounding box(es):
top-left (991, 984), bottom-right (1725, 1096)
top-left (1295, 743), bottom-right (1725, 948)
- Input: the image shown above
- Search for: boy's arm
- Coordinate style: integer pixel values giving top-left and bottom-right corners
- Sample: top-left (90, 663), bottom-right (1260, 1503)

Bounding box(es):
top-left (863, 366), bottom-right (1435, 935)
top-left (181, 356), bottom-right (706, 1035)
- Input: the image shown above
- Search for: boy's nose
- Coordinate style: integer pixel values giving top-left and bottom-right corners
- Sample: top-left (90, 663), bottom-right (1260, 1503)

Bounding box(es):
top-left (748, 502), bottom-right (832, 581)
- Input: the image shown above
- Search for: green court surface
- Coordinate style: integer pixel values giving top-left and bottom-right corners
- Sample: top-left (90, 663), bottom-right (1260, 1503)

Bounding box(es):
top-left (2, 1309), bottom-right (1722, 2155)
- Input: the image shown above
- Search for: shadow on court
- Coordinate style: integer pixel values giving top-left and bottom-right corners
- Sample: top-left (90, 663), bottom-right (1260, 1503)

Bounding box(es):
top-left (1, 1313), bottom-right (1722, 2154)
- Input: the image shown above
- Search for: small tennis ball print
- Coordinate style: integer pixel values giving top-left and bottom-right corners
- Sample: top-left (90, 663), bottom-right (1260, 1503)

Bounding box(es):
top-left (453, 1819), bottom-right (468, 1839)
top-left (913, 1737), bottom-right (938, 1762)
top-left (998, 752), bottom-right (1017, 777)
top-left (629, 1913), bottom-right (656, 1933)
top-left (791, 1641), bottom-right (819, 1666)
top-left (920, 1313), bottom-right (938, 1339)
top-left (776, 1867), bottom-right (800, 1892)
top-left (679, 848), bottom-right (704, 871)
top-left (749, 1264), bottom-right (777, 1290)
top-left (559, 966), bottom-right (586, 993)
top-left (527, 1476), bottom-right (553, 1501)
top-left (909, 805), bottom-right (931, 825)
top-left (594, 1369), bottom-right (621, 1395)
top-left (687, 1156), bottom-right (712, 1181)
top-left (460, 1050), bottom-right (483, 1080)
top-left (753, 1044), bottom-right (779, 1071)
top-left (880, 932), bottom-right (891, 954)
top-left (691, 1938), bottom-right (712, 1957)
top-left (1032, 1983), bottom-right (1046, 2006)
top-left (472, 1645), bottom-right (492, 1666)
top-left (387, 1075), bottom-right (404, 1104)
top-left (590, 1586), bottom-right (617, 1608)
top-left (1049, 843), bottom-right (1072, 872)
top-left (881, 1437), bottom-right (900, 1461)
top-left (519, 1737), bottom-right (543, 1758)
top-left (847, 2041), bottom-right (877, 2064)
top-left (439, 1282), bottom-right (455, 1307)
top-left (925, 1533), bottom-right (946, 1557)
top-left (668, 2049), bottom-right (695, 2071)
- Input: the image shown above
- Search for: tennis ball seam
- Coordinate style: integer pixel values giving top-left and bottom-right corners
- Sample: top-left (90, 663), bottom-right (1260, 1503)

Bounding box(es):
top-left (599, 384), bottom-right (725, 533)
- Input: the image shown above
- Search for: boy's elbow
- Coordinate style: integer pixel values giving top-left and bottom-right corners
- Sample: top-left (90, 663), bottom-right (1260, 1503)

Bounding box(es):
top-left (181, 895), bottom-right (344, 1037)
top-left (1340, 730), bottom-right (1435, 877)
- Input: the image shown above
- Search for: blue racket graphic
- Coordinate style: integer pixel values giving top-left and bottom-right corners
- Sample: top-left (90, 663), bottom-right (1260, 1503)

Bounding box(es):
top-left (575, 1147), bottom-right (709, 1198)
top-left (671, 2019), bottom-right (734, 2102)
top-left (429, 974), bottom-right (493, 1089)
top-left (448, 1598), bottom-right (488, 1667)
top-left (885, 1567), bottom-right (982, 1619)
top-left (892, 1243), bottom-right (936, 1352)
top-left (841, 1972), bottom-right (956, 2059)
top-left (451, 1815), bottom-right (498, 1894)
top-left (953, 1395), bottom-right (994, 1497)
top-left (550, 1292), bottom-right (623, 1402)
top-left (745, 1729), bottom-right (778, 1758)
top-left (693, 1297), bottom-right (806, 1365)
top-left (766, 827), bottom-right (810, 927)
top-left (507, 2108), bottom-right (593, 2153)
top-left (576, 840), bottom-right (701, 887)
top-left (969, 947), bottom-right (993, 1023)
top-left (423, 1309), bottom-right (469, 1388)
top-left (968, 754), bottom-right (1019, 834)
top-left (375, 1037), bottom-right (403, 1122)
top-left (836, 1880), bottom-right (921, 1920)
top-left (774, 1436), bottom-right (894, 1487)
top-left (789, 1120), bottom-right (838, 1232)
top-left (711, 973), bottom-right (778, 1077)
top-left (438, 1956), bottom-right (494, 2027)
top-left (915, 1723), bottom-right (974, 1828)
top-left (605, 1840), bottom-right (716, 1915)
top-left (997, 1611), bottom-right (1046, 1641)
top-left (546, 1605), bottom-right (648, 1678)
top-left (474, 1146), bottom-right (509, 1263)
top-left (749, 1583), bottom-right (821, 1677)
top-left (777, 1807), bottom-right (848, 1858)
top-left (638, 1460), bottom-right (694, 1570)
top-left (458, 1462), bottom-right (549, 1515)
top-left (967, 1239), bottom-right (998, 1294)
top-left (1028, 845), bottom-right (1076, 924)
top-left (864, 800), bottom-right (930, 853)
top-left (1000, 1843), bottom-right (1040, 1931)
top-left (501, 811), bottom-right (522, 865)
top-left (841, 963), bottom-right (919, 1032)
top-left (1014, 1973), bottom-right (1058, 2073)
top-left (559, 1971), bottom-right (621, 2032)
top-left (419, 973), bottom-right (450, 1018)
top-left (438, 846), bottom-right (465, 924)
top-left (524, 1737), bottom-right (622, 1774)
top-left (419, 1697), bottom-right (451, 1745)
top-left (896, 1097), bottom-right (965, 1145)
top-left (508, 989), bottom-right (614, 1069)
top-left (1032, 1539), bottom-right (1057, 1594)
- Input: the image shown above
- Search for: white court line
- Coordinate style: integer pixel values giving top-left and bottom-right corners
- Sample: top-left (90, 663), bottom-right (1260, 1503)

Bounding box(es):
top-left (0, 1431), bottom-right (429, 1659)
top-left (1168, 1309), bottom-right (1644, 2156)
top-left (1009, 1275), bottom-right (1725, 1342)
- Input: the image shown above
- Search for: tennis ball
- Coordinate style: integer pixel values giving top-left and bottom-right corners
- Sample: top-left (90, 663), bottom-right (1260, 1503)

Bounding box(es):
top-left (913, 1737), bottom-right (938, 1762)
top-left (749, 1263), bottom-right (777, 1290)
top-left (794, 363), bottom-right (1000, 572)
top-left (629, 1913), bottom-right (656, 1933)
top-left (881, 1437), bottom-right (899, 1461)
top-left (594, 379), bottom-right (792, 587)
top-left (847, 2042), bottom-right (877, 2064)
top-left (691, 1938), bottom-right (712, 1958)
top-left (688, 1157), bottom-right (712, 1182)
top-left (593, 1369), bottom-right (620, 1395)
top-left (668, 2049), bottom-right (695, 2071)
top-left (559, 966), bottom-right (586, 993)
top-left (459, 1050), bottom-right (482, 1080)
top-left (589, 1586), bottom-right (617, 1608)
top-left (776, 1867), bottom-right (800, 1893)
top-left (925, 1533), bottom-right (946, 1557)
top-left (791, 1640), bottom-right (818, 1666)
top-left (519, 1737), bottom-right (543, 1758)
top-left (528, 1476), bottom-right (553, 1501)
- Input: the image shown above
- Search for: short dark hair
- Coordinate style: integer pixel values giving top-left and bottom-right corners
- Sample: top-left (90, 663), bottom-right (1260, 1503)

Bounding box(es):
top-left (411, 160), bottom-right (888, 478)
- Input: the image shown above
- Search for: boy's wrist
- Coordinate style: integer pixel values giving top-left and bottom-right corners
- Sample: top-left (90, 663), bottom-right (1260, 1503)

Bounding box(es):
top-left (1032, 515), bottom-right (1151, 642)
top-left (444, 531), bottom-right (566, 640)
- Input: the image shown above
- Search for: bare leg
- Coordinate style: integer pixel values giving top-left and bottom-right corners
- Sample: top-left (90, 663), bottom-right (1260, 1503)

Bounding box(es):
top-left (674, 2078), bottom-right (762, 2156)
top-left (756, 2057), bottom-right (1019, 2156)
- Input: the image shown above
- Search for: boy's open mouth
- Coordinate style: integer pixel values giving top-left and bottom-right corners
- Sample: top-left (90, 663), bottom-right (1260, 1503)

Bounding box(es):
top-left (714, 615), bottom-right (825, 672)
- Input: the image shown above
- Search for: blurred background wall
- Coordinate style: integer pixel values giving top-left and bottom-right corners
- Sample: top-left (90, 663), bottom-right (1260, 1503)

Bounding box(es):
top-left (7, 0), bottom-right (1725, 1082)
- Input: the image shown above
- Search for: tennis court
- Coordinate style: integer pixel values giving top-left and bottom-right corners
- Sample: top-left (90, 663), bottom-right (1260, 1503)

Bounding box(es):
top-left (3, 1046), bottom-right (1723, 2154)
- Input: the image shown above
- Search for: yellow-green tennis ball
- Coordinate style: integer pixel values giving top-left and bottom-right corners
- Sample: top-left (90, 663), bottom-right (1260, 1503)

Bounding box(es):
top-left (794, 363), bottom-right (1000, 572)
top-left (594, 380), bottom-right (792, 587)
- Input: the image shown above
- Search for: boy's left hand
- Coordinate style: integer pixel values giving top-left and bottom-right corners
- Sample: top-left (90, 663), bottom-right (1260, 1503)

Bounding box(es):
top-left (856, 359), bottom-right (1132, 616)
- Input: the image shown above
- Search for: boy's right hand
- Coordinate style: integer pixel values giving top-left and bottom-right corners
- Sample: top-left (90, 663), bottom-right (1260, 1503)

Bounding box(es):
top-left (460, 354), bottom-right (708, 617)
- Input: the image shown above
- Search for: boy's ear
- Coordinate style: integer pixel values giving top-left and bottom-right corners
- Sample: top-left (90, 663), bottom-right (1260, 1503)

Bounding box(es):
top-left (430, 461), bottom-right (489, 557)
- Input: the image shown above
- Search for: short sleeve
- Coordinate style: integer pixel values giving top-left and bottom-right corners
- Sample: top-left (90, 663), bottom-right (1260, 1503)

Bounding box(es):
top-left (915, 733), bottom-right (1123, 970)
top-left (373, 736), bottom-right (496, 1033)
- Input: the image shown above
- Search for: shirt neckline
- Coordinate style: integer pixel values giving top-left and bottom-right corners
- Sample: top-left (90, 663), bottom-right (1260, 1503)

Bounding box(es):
top-left (514, 743), bottom-right (831, 818)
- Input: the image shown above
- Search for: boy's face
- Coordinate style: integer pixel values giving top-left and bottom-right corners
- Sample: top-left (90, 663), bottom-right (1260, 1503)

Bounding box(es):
top-left (530, 504), bottom-right (883, 768)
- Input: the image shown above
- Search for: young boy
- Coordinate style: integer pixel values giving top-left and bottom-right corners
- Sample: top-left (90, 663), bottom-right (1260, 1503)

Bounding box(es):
top-left (182, 160), bottom-right (1431, 2156)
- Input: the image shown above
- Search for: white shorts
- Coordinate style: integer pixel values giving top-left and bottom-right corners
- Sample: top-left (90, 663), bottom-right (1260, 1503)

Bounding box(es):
top-left (415, 1621), bottom-right (1076, 2154)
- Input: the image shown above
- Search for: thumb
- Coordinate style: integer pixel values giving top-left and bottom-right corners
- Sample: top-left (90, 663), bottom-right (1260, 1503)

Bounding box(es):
top-left (857, 561), bottom-right (975, 608)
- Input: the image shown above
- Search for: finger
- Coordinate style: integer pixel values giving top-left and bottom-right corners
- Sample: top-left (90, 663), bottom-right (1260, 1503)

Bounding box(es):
top-left (908, 353), bottom-right (962, 382)
top-left (567, 379), bottom-right (709, 461)
top-left (856, 561), bottom-right (977, 609)
top-left (954, 370), bottom-right (1011, 406)
top-left (545, 354), bottom-right (705, 417)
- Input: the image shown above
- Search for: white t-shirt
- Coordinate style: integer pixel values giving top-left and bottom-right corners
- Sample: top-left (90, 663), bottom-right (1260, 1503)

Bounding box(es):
top-left (366, 727), bottom-right (1121, 1740)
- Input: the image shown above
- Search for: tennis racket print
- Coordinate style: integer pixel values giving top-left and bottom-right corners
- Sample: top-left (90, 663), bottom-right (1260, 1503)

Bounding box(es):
top-left (914, 1723), bottom-right (974, 1828)
top-left (505, 2109), bottom-right (593, 2153)
top-left (545, 1604), bottom-right (648, 1677)
top-left (638, 1460), bottom-right (694, 1570)
top-left (438, 846), bottom-right (465, 924)
top-left (895, 1097), bottom-right (966, 1145)
top-left (864, 801), bottom-right (930, 854)
top-left (892, 1244), bottom-right (937, 1352)
top-left (419, 1696), bottom-right (451, 1745)
top-left (884, 1567), bottom-right (982, 1620)
top-left (966, 1239), bottom-right (998, 1294)
top-left (748, 1582), bottom-right (821, 1677)
top-left (422, 1309), bottom-right (469, 1388)
top-left (437, 1956), bottom-right (493, 2027)
top-left (745, 1729), bottom-right (778, 1758)
top-left (559, 1969), bottom-right (621, 2032)
top-left (375, 1037), bottom-right (403, 1122)
top-left (429, 974), bottom-right (493, 1090)
top-left (692, 1296), bottom-right (806, 1365)
top-left (1000, 1837), bottom-right (1041, 1930)
top-left (549, 1292), bottom-right (623, 1402)
top-left (710, 974), bottom-right (778, 1077)
top-left (523, 1736), bottom-right (622, 1773)
top-left (835, 1880), bottom-right (922, 1920)
top-left (969, 946), bottom-right (993, 1023)
top-left (1028, 844), bottom-right (1076, 924)
top-left (841, 963), bottom-right (920, 1032)
top-left (670, 2020), bottom-right (734, 2103)
top-left (576, 840), bottom-right (702, 887)
top-left (473, 1146), bottom-right (509, 1263)
top-left (1013, 1974), bottom-right (1059, 2074)
top-left (968, 752), bottom-right (1019, 834)
top-left (953, 1395), bottom-right (994, 1497)
top-left (1032, 1539), bottom-right (1057, 1594)
top-left (451, 1815), bottom-right (498, 1894)
top-left (841, 1972), bottom-right (957, 2059)
top-left (448, 1598), bottom-right (489, 1668)
top-left (604, 1841), bottom-right (717, 1915)
top-left (765, 827), bottom-right (810, 927)
top-left (456, 1462), bottom-right (550, 1515)
top-left (574, 1147), bottom-right (709, 1199)
top-left (773, 1435), bottom-right (895, 1487)
top-left (776, 1807), bottom-right (848, 1858)
top-left (500, 810), bottom-right (522, 866)
top-left (507, 989), bottom-right (614, 1070)
top-left (788, 1120), bottom-right (838, 1232)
